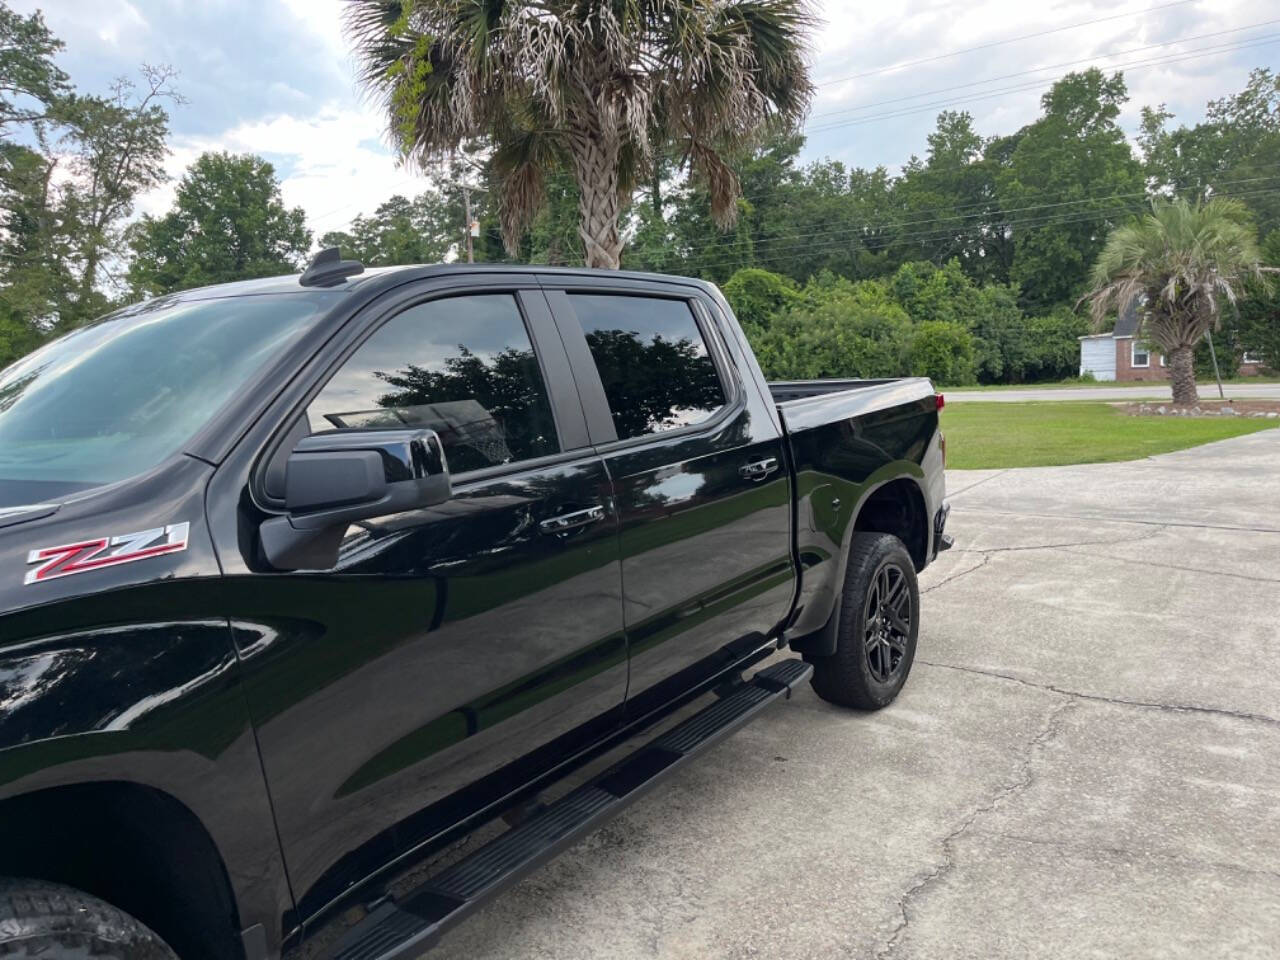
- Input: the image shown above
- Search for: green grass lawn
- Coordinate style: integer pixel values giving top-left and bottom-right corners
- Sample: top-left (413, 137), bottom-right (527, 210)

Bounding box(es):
top-left (946, 377), bottom-right (1280, 392)
top-left (941, 401), bottom-right (1279, 469)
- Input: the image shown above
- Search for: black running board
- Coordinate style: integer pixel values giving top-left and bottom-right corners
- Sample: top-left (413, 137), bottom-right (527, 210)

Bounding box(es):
top-left (328, 658), bottom-right (813, 960)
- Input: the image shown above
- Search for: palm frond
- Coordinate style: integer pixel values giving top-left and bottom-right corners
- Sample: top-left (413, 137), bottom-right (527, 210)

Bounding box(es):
top-left (344, 0), bottom-right (815, 264)
top-left (1084, 195), bottom-right (1269, 352)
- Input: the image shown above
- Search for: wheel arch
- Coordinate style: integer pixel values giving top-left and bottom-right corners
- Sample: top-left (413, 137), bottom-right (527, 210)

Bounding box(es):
top-left (790, 473), bottom-right (930, 658)
top-left (0, 780), bottom-right (245, 960)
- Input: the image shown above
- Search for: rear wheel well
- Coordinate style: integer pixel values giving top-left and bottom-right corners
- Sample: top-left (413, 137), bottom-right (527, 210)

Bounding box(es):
top-left (0, 782), bottom-right (243, 960)
top-left (854, 478), bottom-right (928, 570)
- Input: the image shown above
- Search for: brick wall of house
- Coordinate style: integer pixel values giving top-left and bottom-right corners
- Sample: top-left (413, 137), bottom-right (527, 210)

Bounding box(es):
top-left (1114, 338), bottom-right (1169, 381)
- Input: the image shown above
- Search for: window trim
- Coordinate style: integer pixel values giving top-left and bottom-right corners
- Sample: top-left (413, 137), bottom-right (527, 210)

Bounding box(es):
top-left (251, 279), bottom-right (588, 513)
top-left (543, 284), bottom-right (744, 453)
top-left (1131, 341), bottom-right (1151, 368)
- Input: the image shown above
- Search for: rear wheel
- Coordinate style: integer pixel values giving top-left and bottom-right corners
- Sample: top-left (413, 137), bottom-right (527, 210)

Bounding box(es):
top-left (808, 533), bottom-right (919, 710)
top-left (0, 878), bottom-right (177, 958)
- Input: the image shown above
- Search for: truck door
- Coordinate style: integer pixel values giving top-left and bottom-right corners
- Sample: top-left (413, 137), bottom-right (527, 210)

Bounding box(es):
top-left (543, 282), bottom-right (795, 712)
top-left (208, 283), bottom-right (627, 925)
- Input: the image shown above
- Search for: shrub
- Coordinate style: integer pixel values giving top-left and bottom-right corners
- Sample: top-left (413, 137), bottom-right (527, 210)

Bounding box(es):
top-left (747, 275), bottom-right (912, 380)
top-left (908, 321), bottom-right (976, 385)
top-left (1023, 308), bottom-right (1089, 382)
top-left (722, 267), bottom-right (798, 329)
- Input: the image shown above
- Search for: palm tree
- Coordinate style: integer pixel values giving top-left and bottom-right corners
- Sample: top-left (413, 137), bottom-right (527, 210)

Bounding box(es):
top-left (1086, 196), bottom-right (1272, 404)
top-left (345, 0), bottom-right (814, 269)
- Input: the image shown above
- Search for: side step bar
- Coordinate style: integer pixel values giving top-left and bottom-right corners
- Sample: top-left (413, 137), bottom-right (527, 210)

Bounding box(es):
top-left (328, 658), bottom-right (813, 960)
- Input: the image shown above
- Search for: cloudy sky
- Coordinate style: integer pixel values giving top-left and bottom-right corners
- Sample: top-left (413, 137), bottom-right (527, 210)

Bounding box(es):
top-left (17, 0), bottom-right (1279, 240)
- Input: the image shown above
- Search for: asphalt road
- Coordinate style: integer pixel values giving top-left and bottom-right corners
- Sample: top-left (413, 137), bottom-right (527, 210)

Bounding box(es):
top-left (946, 382), bottom-right (1280, 402)
top-left (430, 430), bottom-right (1280, 959)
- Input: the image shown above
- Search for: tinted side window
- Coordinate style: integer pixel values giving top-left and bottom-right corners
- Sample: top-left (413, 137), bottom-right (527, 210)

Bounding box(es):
top-left (569, 294), bottom-right (726, 440)
top-left (307, 294), bottom-right (560, 474)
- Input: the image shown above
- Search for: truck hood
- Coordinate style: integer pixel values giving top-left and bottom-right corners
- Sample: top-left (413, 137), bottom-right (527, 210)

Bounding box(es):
top-left (0, 455), bottom-right (219, 625)
top-left (0, 503), bottom-right (62, 530)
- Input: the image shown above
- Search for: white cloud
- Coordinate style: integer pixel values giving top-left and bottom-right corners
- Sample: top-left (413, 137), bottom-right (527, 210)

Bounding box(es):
top-left (805, 0), bottom-right (1278, 171)
top-left (39, 0), bottom-right (1280, 247)
top-left (137, 104), bottom-right (437, 242)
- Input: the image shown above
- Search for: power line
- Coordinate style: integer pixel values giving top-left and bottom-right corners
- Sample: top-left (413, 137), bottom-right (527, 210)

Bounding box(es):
top-left (718, 183), bottom-right (1280, 268)
top-left (730, 168), bottom-right (1280, 253)
top-left (813, 0), bottom-right (1197, 87)
top-left (808, 19), bottom-right (1280, 122)
top-left (715, 159), bottom-right (1280, 251)
top-left (682, 184), bottom-right (1280, 273)
top-left (805, 35), bottom-right (1280, 135)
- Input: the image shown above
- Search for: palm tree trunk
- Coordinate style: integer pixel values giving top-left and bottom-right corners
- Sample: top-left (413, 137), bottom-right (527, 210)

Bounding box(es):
top-left (1169, 345), bottom-right (1198, 405)
top-left (570, 128), bottom-right (622, 270)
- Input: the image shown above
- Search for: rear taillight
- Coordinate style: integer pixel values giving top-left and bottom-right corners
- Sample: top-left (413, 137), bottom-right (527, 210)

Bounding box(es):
top-left (935, 393), bottom-right (945, 410)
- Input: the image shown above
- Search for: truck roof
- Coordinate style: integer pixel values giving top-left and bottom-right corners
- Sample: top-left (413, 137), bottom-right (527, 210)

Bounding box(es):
top-left (160, 263), bottom-right (714, 303)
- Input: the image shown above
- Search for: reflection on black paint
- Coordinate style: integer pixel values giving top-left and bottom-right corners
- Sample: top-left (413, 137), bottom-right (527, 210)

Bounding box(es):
top-left (0, 621), bottom-right (237, 748)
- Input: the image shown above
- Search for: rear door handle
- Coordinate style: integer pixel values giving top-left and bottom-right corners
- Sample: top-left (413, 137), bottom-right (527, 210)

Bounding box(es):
top-left (739, 457), bottom-right (779, 481)
top-left (540, 505), bottom-right (606, 534)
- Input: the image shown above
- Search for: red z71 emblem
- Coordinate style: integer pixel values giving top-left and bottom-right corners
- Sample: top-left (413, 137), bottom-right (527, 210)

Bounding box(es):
top-left (25, 523), bottom-right (190, 585)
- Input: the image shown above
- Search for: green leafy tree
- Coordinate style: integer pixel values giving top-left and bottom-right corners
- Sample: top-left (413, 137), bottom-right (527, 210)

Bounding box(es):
top-left (747, 274), bottom-right (912, 380)
top-left (55, 66), bottom-right (181, 323)
top-left (0, 2), bottom-right (69, 133)
top-left (1086, 197), bottom-right (1272, 404)
top-left (1023, 307), bottom-right (1090, 382)
top-left (321, 191), bottom-right (457, 266)
top-left (998, 69), bottom-right (1144, 311)
top-left (0, 3), bottom-right (71, 364)
top-left (345, 0), bottom-right (814, 268)
top-left (127, 152), bottom-right (311, 296)
top-left (891, 112), bottom-right (1010, 284)
top-left (1141, 69), bottom-right (1280, 237)
top-left (721, 267), bottom-right (797, 329)
top-left (907, 321), bottom-right (975, 385)
top-left (1227, 230), bottom-right (1280, 373)
top-left (890, 259), bottom-right (1026, 382)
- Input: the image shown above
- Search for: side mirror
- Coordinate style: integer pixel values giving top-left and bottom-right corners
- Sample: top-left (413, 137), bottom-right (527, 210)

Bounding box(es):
top-left (259, 428), bottom-right (451, 570)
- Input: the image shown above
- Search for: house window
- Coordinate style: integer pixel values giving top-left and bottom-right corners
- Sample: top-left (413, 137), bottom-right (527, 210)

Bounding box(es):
top-left (1243, 350), bottom-right (1263, 364)
top-left (1131, 342), bottom-right (1150, 368)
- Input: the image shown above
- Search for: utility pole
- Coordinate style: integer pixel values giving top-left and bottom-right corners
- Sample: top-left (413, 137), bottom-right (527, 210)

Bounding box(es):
top-left (463, 186), bottom-right (474, 264)
top-left (1205, 330), bottom-right (1226, 399)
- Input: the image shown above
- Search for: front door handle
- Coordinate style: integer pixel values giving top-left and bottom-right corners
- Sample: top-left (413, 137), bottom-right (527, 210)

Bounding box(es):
top-left (540, 505), bottom-right (606, 534)
top-left (739, 457), bottom-right (779, 481)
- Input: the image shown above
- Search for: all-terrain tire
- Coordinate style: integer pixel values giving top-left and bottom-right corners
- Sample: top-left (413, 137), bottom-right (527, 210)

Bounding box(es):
top-left (0, 878), bottom-right (177, 958)
top-left (808, 532), bottom-right (920, 710)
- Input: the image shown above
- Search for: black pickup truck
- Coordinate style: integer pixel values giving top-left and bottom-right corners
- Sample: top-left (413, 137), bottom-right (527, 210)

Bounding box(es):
top-left (0, 255), bottom-right (948, 960)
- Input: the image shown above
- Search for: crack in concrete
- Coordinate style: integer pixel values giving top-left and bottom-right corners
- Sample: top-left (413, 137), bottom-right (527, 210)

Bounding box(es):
top-left (919, 553), bottom-right (990, 594)
top-left (1058, 546), bottom-right (1280, 584)
top-left (972, 830), bottom-right (1280, 883)
top-left (873, 699), bottom-right (1077, 960)
top-left (920, 525), bottom-right (1166, 593)
top-left (957, 507), bottom-right (1280, 536)
top-left (917, 659), bottom-right (1280, 728)
top-left (944, 469), bottom-right (1009, 499)
top-left (947, 524), bottom-right (1167, 555)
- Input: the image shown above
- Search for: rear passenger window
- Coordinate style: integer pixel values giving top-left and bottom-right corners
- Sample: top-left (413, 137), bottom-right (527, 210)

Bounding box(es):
top-left (307, 294), bottom-right (560, 474)
top-left (568, 294), bottom-right (726, 440)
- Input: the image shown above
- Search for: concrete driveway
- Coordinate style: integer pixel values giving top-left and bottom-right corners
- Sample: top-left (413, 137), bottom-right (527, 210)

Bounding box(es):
top-left (432, 430), bottom-right (1280, 959)
top-left (946, 382), bottom-right (1280, 402)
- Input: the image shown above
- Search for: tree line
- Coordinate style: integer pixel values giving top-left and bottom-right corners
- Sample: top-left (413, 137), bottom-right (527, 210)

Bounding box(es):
top-left (1, 1), bottom-right (1277, 383)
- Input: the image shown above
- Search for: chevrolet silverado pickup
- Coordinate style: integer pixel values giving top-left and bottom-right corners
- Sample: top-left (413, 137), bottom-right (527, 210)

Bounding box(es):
top-left (0, 252), bottom-right (949, 960)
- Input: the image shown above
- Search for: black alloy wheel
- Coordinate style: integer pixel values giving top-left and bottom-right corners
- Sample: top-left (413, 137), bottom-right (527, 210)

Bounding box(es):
top-left (863, 560), bottom-right (911, 683)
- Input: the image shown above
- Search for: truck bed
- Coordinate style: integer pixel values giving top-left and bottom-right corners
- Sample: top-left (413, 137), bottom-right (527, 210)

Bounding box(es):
top-left (768, 378), bottom-right (903, 404)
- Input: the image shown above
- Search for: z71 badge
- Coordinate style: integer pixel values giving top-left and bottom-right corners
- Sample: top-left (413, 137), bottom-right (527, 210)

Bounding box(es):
top-left (24, 522), bottom-right (191, 585)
